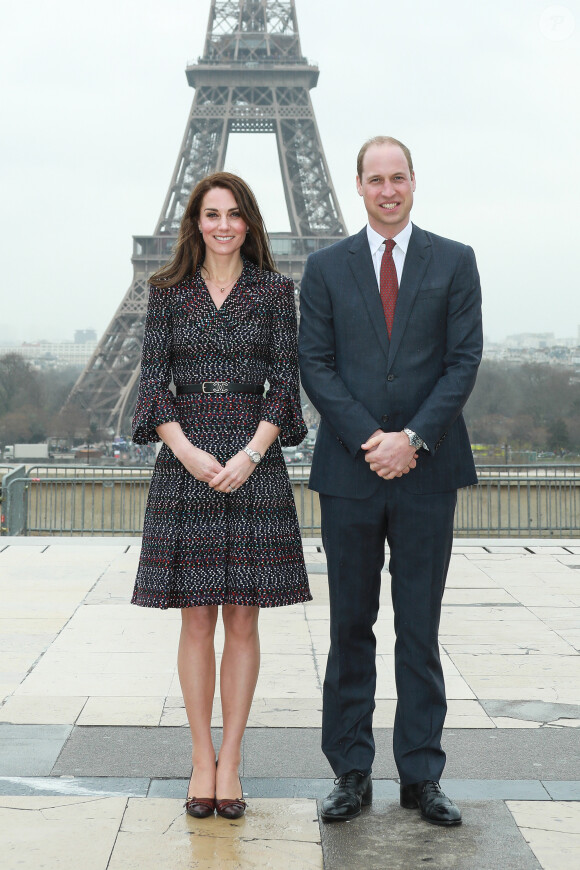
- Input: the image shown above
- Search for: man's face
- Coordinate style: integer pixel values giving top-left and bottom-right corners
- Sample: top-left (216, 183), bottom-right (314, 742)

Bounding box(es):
top-left (356, 144), bottom-right (416, 237)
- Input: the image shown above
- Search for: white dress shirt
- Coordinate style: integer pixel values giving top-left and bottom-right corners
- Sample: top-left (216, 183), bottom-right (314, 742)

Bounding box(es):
top-left (365, 220), bottom-right (427, 449)
top-left (366, 220), bottom-right (413, 289)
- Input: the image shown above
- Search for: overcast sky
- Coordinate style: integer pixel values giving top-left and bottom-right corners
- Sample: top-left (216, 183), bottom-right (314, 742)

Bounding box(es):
top-left (1, 0), bottom-right (578, 344)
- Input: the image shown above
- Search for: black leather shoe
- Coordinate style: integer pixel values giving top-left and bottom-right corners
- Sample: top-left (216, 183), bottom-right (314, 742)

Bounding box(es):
top-left (400, 780), bottom-right (462, 826)
top-left (320, 771), bottom-right (372, 822)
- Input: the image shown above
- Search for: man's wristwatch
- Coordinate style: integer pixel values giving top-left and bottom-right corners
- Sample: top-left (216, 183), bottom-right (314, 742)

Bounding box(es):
top-left (243, 446), bottom-right (262, 464)
top-left (403, 428), bottom-right (425, 450)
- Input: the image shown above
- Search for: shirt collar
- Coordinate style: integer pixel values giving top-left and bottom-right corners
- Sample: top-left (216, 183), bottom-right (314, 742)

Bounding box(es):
top-left (366, 220), bottom-right (413, 256)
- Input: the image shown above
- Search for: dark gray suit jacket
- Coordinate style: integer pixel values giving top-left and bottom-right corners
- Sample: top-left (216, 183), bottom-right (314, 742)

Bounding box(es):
top-left (298, 224), bottom-right (483, 497)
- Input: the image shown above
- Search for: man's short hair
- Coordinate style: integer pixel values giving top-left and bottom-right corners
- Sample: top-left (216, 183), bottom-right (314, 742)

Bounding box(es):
top-left (357, 136), bottom-right (414, 179)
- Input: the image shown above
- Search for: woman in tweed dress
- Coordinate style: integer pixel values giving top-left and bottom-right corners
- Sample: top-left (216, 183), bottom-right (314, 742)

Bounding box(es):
top-left (131, 172), bottom-right (310, 819)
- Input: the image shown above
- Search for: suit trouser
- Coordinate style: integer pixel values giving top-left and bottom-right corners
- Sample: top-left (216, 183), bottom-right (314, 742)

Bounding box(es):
top-left (319, 483), bottom-right (457, 786)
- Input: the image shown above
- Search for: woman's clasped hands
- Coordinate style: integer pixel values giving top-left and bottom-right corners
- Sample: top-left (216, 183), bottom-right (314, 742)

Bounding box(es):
top-left (179, 442), bottom-right (256, 493)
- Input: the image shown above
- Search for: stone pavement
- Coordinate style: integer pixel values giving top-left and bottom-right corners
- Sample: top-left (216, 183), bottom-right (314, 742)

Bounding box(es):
top-left (0, 536), bottom-right (579, 869)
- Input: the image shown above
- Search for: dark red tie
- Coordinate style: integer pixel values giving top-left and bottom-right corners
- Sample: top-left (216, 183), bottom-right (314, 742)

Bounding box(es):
top-left (380, 239), bottom-right (398, 337)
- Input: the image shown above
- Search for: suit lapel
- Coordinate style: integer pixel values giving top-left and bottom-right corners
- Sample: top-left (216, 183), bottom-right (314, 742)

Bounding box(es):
top-left (387, 225), bottom-right (432, 366)
top-left (347, 228), bottom-right (390, 363)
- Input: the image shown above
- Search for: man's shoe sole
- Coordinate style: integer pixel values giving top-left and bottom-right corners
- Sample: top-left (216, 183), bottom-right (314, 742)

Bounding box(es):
top-left (320, 807), bottom-right (362, 822)
top-left (421, 813), bottom-right (462, 826)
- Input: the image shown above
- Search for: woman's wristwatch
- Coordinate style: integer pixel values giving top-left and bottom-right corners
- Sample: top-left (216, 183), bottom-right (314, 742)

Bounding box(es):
top-left (243, 446), bottom-right (262, 464)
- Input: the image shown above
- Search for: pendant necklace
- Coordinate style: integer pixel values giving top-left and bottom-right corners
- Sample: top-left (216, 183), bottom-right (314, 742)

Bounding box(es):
top-left (202, 266), bottom-right (241, 293)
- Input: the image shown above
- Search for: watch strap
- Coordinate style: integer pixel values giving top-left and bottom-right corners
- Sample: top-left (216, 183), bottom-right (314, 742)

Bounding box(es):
top-left (243, 445), bottom-right (262, 463)
top-left (403, 428), bottom-right (425, 450)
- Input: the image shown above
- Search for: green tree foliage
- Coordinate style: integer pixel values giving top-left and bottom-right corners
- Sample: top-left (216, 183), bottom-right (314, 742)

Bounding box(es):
top-left (0, 354), bottom-right (41, 416)
top-left (464, 361), bottom-right (580, 453)
top-left (0, 354), bottom-right (80, 445)
top-left (547, 418), bottom-right (570, 452)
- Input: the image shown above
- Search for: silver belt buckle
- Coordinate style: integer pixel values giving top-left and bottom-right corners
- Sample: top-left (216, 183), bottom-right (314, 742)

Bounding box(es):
top-left (202, 381), bottom-right (228, 394)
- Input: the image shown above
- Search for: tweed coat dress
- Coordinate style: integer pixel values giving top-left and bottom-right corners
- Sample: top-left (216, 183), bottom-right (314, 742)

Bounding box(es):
top-left (131, 259), bottom-right (311, 609)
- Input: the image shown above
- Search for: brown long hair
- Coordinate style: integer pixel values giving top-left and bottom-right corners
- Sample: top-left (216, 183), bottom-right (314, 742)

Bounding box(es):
top-left (150, 172), bottom-right (278, 287)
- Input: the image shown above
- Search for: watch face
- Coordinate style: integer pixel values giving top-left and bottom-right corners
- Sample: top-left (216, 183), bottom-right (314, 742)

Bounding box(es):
top-left (404, 429), bottom-right (421, 448)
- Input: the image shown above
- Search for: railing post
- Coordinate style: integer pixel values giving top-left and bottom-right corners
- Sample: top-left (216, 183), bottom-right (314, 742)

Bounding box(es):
top-left (1, 465), bottom-right (28, 536)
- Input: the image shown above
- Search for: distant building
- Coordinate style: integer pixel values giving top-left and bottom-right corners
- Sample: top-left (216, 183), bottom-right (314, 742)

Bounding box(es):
top-left (0, 333), bottom-right (98, 368)
top-left (505, 332), bottom-right (555, 349)
top-left (483, 332), bottom-right (579, 369)
top-left (74, 329), bottom-right (97, 344)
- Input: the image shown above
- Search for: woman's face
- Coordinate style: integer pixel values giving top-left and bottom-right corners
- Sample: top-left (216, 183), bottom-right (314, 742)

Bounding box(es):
top-left (198, 187), bottom-right (249, 258)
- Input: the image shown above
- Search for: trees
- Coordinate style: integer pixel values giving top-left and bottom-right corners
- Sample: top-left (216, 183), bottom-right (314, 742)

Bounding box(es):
top-left (0, 354), bottom-right (45, 444)
top-left (0, 354), bottom-right (578, 455)
top-left (0, 354), bottom-right (42, 417)
top-left (547, 418), bottom-right (570, 452)
top-left (464, 361), bottom-right (580, 454)
top-left (0, 355), bottom-right (80, 447)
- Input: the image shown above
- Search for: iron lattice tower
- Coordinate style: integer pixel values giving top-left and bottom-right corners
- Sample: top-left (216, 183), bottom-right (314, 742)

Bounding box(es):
top-left (65, 0), bottom-right (347, 435)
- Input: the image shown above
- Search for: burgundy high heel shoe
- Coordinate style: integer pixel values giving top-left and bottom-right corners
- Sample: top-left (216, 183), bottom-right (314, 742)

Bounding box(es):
top-left (215, 776), bottom-right (246, 820)
top-left (184, 769), bottom-right (216, 819)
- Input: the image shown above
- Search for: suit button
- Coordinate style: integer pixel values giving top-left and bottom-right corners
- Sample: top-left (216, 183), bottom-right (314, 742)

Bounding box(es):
top-left (387, 374), bottom-right (395, 382)
top-left (382, 415), bottom-right (389, 424)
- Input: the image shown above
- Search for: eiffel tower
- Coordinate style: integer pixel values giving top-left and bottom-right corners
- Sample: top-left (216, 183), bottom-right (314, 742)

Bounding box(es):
top-left (65, 0), bottom-right (347, 435)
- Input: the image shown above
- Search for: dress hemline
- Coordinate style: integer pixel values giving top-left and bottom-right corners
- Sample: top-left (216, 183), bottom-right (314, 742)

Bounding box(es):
top-left (131, 590), bottom-right (313, 610)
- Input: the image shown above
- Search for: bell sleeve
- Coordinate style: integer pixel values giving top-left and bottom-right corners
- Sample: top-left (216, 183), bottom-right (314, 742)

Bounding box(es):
top-left (261, 276), bottom-right (308, 447)
top-left (131, 284), bottom-right (179, 444)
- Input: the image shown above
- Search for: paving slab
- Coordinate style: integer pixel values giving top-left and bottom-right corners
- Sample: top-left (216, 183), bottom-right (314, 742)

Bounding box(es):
top-left (438, 779), bottom-right (549, 800)
top-left (1, 774), bottom-right (573, 801)
top-left (51, 726), bottom-right (223, 778)
top-left (1, 537), bottom-right (579, 868)
top-left (49, 726), bottom-right (580, 781)
top-left (108, 798), bottom-right (323, 870)
top-left (0, 724), bottom-right (72, 776)
top-left (0, 796), bottom-right (127, 870)
top-left (541, 781), bottom-right (580, 800)
top-left (319, 799), bottom-right (541, 870)
top-left (0, 695), bottom-right (87, 725)
top-left (305, 564), bottom-right (328, 574)
top-left (527, 547), bottom-right (572, 555)
top-left (241, 777), bottom-right (572, 802)
top-left (77, 696), bottom-right (165, 726)
top-left (481, 699), bottom-right (580, 724)
top-left (440, 730), bottom-right (580, 781)
top-left (484, 547), bottom-right (532, 554)
top-left (0, 537), bottom-right (139, 548)
top-left (0, 776), bottom-right (148, 797)
top-left (246, 727), bottom-right (580, 781)
top-left (149, 777), bottom-right (399, 801)
top-left (507, 801), bottom-right (580, 870)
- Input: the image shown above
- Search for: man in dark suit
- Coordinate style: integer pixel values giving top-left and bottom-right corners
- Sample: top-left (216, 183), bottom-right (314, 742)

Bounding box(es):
top-left (298, 136), bottom-right (482, 825)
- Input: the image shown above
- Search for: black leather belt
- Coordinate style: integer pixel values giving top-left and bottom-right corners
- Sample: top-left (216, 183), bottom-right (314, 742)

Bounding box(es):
top-left (176, 381), bottom-right (264, 395)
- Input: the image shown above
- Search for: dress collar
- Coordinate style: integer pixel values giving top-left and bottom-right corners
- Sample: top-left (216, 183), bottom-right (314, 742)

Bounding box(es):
top-left (366, 220), bottom-right (413, 256)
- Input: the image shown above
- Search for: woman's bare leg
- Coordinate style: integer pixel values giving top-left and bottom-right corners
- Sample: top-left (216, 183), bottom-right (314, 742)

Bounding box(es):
top-left (216, 604), bottom-right (260, 798)
top-left (178, 605), bottom-right (219, 798)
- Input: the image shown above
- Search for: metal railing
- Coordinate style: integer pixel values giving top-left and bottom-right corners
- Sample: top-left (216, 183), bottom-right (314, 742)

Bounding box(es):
top-left (1, 465), bottom-right (579, 538)
top-left (455, 474), bottom-right (580, 537)
top-left (26, 465), bottom-right (153, 479)
top-left (2, 473), bottom-right (151, 536)
top-left (474, 464), bottom-right (580, 478)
